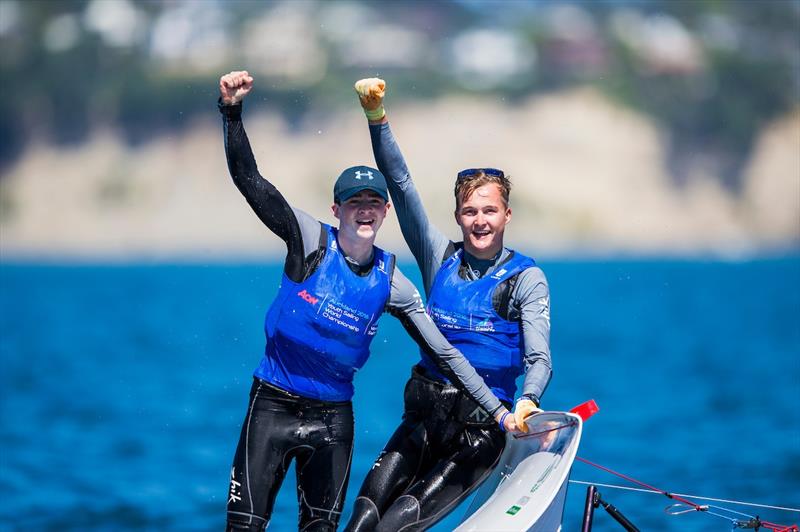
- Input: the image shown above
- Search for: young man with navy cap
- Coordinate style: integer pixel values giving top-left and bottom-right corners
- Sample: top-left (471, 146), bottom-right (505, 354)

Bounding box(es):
top-left (217, 71), bottom-right (516, 532)
top-left (334, 166), bottom-right (389, 201)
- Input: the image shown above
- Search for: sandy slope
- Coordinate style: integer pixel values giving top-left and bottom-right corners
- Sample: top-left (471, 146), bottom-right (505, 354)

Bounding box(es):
top-left (1, 89), bottom-right (798, 260)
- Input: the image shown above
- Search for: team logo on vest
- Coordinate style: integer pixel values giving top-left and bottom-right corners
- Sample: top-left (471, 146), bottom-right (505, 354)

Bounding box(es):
top-left (297, 289), bottom-right (319, 305)
top-left (474, 317), bottom-right (495, 332)
top-left (354, 169), bottom-right (374, 180)
top-left (491, 268), bottom-right (508, 280)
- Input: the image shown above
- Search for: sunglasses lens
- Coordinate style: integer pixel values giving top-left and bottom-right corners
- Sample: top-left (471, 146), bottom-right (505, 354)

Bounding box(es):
top-left (484, 168), bottom-right (503, 177)
top-left (457, 168), bottom-right (504, 179)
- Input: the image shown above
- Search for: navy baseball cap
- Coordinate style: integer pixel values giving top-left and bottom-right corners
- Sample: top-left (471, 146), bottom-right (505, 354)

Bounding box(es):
top-left (333, 165), bottom-right (389, 203)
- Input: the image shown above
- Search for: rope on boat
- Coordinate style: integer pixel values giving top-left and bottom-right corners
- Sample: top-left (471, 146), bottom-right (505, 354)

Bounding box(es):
top-left (573, 456), bottom-right (799, 531)
top-left (568, 480), bottom-right (800, 513)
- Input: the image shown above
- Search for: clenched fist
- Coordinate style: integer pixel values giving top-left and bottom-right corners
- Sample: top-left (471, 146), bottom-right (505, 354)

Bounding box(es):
top-left (220, 70), bottom-right (254, 105)
top-left (354, 78), bottom-right (387, 121)
top-left (354, 78), bottom-right (386, 111)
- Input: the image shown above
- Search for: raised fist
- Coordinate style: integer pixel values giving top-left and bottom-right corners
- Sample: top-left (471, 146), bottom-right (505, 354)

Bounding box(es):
top-left (354, 78), bottom-right (386, 112)
top-left (220, 71), bottom-right (254, 105)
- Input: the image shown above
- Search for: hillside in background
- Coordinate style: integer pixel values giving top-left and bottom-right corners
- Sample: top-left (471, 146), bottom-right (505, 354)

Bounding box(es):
top-left (1, 0), bottom-right (798, 259)
top-left (2, 89), bottom-right (797, 260)
top-left (2, 1), bottom-right (798, 186)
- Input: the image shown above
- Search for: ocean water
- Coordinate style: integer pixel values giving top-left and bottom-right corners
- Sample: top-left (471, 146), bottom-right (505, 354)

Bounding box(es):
top-left (1, 258), bottom-right (798, 531)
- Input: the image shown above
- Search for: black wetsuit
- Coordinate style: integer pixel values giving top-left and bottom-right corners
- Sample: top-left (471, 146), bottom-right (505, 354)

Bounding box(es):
top-left (220, 102), bottom-right (505, 532)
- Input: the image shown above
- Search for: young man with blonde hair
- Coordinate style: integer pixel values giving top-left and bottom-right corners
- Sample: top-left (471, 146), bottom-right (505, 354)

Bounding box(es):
top-left (345, 78), bottom-right (552, 531)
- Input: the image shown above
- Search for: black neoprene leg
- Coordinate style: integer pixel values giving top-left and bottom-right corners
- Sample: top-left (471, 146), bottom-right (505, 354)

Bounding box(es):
top-left (227, 381), bottom-right (289, 531)
top-left (226, 380), bottom-right (354, 532)
top-left (375, 426), bottom-right (506, 532)
top-left (343, 418), bottom-right (429, 532)
top-left (294, 416), bottom-right (354, 531)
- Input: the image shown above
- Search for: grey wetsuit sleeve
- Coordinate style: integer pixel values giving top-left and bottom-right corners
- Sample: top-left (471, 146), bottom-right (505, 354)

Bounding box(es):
top-left (369, 122), bottom-right (451, 295)
top-left (509, 267), bottom-right (553, 405)
top-left (291, 207), bottom-right (325, 259)
top-left (387, 267), bottom-right (504, 415)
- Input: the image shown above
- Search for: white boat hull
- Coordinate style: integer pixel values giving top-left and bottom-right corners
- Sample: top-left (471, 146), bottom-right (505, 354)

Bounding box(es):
top-left (456, 411), bottom-right (583, 532)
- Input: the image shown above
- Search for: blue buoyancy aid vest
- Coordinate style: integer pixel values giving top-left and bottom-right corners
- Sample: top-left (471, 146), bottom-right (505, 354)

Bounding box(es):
top-left (255, 224), bottom-right (393, 402)
top-left (420, 249), bottom-right (536, 403)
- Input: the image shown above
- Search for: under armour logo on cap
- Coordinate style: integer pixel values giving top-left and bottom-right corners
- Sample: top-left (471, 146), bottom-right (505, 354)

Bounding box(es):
top-left (333, 165), bottom-right (389, 203)
top-left (354, 170), bottom-right (374, 180)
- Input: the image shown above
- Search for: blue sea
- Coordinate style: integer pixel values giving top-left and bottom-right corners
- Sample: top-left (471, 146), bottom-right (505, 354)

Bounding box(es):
top-left (1, 258), bottom-right (798, 531)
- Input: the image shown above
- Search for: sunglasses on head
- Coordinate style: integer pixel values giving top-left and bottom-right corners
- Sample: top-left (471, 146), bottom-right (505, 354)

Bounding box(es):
top-left (456, 168), bottom-right (505, 179)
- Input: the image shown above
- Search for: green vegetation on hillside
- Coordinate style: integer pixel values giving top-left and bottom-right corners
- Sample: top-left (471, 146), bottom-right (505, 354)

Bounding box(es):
top-left (1, 0), bottom-right (797, 191)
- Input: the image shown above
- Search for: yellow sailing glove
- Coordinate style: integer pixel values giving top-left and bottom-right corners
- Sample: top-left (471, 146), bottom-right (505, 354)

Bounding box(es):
top-left (514, 399), bottom-right (543, 433)
top-left (354, 78), bottom-right (386, 121)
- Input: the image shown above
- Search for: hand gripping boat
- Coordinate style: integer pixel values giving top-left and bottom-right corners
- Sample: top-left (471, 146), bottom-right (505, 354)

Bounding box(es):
top-left (457, 402), bottom-right (597, 532)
